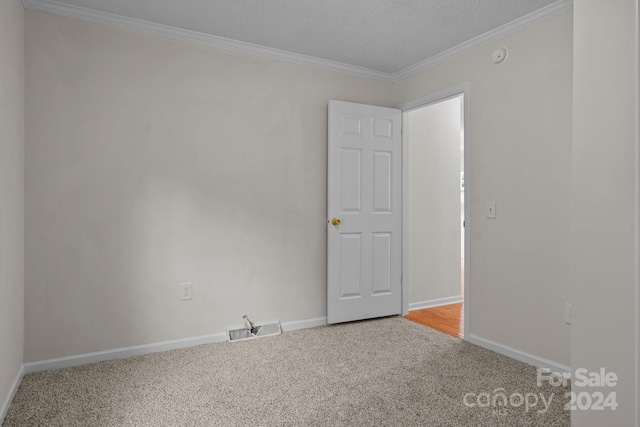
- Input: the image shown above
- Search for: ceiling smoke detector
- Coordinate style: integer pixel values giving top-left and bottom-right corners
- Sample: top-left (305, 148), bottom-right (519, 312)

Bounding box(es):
top-left (491, 47), bottom-right (509, 64)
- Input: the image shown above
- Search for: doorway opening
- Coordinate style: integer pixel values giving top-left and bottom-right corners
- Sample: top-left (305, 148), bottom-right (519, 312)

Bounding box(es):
top-left (400, 87), bottom-right (468, 339)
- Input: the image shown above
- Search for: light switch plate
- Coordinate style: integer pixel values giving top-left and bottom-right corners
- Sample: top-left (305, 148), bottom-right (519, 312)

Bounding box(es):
top-left (486, 201), bottom-right (497, 219)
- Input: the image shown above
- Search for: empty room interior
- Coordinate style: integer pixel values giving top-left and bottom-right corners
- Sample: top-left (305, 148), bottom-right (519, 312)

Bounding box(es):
top-left (1, 0), bottom-right (639, 426)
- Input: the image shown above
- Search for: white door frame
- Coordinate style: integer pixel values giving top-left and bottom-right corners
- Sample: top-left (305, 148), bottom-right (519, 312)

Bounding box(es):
top-left (397, 82), bottom-right (470, 340)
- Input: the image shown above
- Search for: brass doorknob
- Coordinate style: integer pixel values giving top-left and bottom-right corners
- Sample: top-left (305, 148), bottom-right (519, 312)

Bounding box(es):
top-left (331, 218), bottom-right (341, 226)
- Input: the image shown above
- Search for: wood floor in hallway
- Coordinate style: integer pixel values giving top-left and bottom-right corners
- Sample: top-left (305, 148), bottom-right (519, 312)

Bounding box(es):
top-left (404, 303), bottom-right (464, 338)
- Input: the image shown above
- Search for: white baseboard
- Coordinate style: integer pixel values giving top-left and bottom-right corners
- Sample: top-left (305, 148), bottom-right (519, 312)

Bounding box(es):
top-left (23, 331), bottom-right (228, 374)
top-left (23, 316), bottom-right (328, 374)
top-left (409, 295), bottom-right (463, 311)
top-left (0, 365), bottom-right (24, 425)
top-left (19, 316), bottom-right (569, 388)
top-left (467, 333), bottom-right (570, 376)
top-left (281, 316), bottom-right (327, 332)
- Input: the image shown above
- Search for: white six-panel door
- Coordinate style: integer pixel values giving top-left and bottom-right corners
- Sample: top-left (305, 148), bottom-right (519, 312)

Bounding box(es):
top-left (327, 100), bottom-right (402, 324)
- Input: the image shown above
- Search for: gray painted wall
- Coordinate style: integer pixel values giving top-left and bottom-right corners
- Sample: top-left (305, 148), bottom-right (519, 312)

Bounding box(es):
top-left (24, 10), bottom-right (393, 361)
top-left (0, 0), bottom-right (25, 421)
top-left (572, 0), bottom-right (638, 425)
top-left (393, 12), bottom-right (573, 368)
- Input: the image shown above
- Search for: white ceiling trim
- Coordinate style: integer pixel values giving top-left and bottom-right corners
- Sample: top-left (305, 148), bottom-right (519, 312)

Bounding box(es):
top-left (391, 0), bottom-right (573, 81)
top-left (21, 0), bottom-right (393, 81)
top-left (22, 0), bottom-right (573, 83)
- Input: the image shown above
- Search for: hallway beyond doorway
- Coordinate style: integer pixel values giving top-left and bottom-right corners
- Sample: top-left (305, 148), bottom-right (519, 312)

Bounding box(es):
top-left (404, 303), bottom-right (463, 338)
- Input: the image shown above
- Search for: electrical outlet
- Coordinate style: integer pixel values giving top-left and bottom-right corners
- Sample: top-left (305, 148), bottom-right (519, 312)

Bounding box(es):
top-left (180, 283), bottom-right (192, 301)
top-left (564, 303), bottom-right (572, 325)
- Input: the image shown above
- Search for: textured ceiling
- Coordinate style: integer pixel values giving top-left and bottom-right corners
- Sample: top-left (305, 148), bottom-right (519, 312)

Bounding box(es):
top-left (29, 0), bottom-right (562, 74)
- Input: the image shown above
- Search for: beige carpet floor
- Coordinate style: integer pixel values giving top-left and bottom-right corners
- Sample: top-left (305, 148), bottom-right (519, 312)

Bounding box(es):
top-left (3, 317), bottom-right (570, 426)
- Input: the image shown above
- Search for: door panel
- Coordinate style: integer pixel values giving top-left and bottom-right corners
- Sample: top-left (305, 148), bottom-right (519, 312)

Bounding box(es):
top-left (339, 233), bottom-right (362, 298)
top-left (327, 100), bottom-right (402, 324)
top-left (372, 232), bottom-right (392, 295)
top-left (372, 150), bottom-right (392, 212)
top-left (340, 148), bottom-right (362, 212)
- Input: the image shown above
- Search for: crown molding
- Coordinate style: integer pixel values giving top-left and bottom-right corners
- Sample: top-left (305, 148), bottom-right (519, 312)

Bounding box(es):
top-left (21, 0), bottom-right (393, 82)
top-left (22, 0), bottom-right (573, 84)
top-left (391, 0), bottom-right (574, 81)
